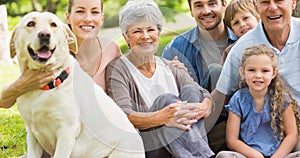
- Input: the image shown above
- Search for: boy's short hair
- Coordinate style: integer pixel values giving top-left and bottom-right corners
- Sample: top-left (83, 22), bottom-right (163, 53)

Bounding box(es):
top-left (224, 0), bottom-right (260, 30)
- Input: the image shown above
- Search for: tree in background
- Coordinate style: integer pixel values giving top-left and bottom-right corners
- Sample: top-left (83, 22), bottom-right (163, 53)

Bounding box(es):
top-left (0, 4), bottom-right (12, 63)
top-left (3, 0), bottom-right (187, 28)
top-left (293, 0), bottom-right (300, 17)
top-left (31, 0), bottom-right (62, 13)
top-left (3, 0), bottom-right (67, 16)
top-left (102, 0), bottom-right (185, 28)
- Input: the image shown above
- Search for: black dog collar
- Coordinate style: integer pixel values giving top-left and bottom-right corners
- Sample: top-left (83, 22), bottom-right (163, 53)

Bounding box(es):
top-left (40, 67), bottom-right (70, 90)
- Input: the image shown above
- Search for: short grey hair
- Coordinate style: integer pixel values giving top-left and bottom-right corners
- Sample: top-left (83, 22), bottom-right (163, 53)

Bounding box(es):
top-left (119, 0), bottom-right (163, 35)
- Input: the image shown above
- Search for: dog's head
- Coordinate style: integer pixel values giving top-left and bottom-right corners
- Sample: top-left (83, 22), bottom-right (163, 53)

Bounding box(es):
top-left (10, 12), bottom-right (77, 70)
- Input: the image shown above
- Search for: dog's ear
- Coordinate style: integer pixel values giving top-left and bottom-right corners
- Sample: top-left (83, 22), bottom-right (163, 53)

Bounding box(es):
top-left (9, 27), bottom-right (18, 58)
top-left (64, 24), bottom-right (78, 56)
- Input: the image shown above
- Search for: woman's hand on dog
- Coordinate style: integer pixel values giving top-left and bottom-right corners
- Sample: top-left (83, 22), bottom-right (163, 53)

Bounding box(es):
top-left (0, 63), bottom-right (56, 108)
top-left (17, 63), bottom-right (56, 91)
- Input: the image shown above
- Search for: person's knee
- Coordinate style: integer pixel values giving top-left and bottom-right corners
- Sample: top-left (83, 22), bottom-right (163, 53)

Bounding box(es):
top-left (208, 63), bottom-right (222, 82)
top-left (208, 63), bottom-right (222, 76)
top-left (181, 85), bottom-right (203, 102)
top-left (207, 63), bottom-right (222, 91)
top-left (216, 151), bottom-right (244, 158)
top-left (293, 135), bottom-right (300, 151)
top-left (151, 93), bottom-right (179, 110)
top-left (159, 93), bottom-right (178, 104)
top-left (215, 151), bottom-right (227, 158)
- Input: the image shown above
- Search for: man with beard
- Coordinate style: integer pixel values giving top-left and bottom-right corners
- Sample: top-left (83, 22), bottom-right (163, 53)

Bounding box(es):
top-left (162, 0), bottom-right (237, 154)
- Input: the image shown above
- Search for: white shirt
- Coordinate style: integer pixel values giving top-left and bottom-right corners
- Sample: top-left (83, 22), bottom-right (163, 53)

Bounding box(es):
top-left (122, 56), bottom-right (179, 107)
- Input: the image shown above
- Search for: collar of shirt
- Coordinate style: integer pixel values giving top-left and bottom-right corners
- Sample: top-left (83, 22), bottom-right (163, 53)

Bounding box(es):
top-left (187, 21), bottom-right (238, 48)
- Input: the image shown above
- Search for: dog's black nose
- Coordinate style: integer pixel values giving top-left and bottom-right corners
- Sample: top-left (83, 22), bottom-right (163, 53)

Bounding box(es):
top-left (38, 31), bottom-right (51, 40)
top-left (38, 31), bottom-right (50, 45)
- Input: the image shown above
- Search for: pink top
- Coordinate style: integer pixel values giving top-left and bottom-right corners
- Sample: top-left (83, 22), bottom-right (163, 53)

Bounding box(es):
top-left (92, 37), bottom-right (121, 92)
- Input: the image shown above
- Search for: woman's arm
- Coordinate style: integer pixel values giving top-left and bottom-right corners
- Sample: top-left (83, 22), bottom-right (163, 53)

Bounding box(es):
top-left (0, 64), bottom-right (54, 108)
top-left (226, 111), bottom-right (264, 158)
top-left (271, 105), bottom-right (298, 158)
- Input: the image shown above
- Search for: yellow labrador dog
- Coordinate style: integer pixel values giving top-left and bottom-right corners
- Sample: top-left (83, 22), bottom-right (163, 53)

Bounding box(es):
top-left (10, 12), bottom-right (144, 158)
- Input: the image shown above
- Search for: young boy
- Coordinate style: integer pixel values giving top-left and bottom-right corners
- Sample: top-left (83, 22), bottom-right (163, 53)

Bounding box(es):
top-left (221, 0), bottom-right (260, 64)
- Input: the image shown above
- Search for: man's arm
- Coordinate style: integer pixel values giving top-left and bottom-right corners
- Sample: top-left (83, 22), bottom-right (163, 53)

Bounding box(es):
top-left (204, 89), bottom-right (231, 132)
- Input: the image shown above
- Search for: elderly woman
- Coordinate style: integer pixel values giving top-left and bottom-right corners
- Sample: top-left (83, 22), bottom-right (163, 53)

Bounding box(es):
top-left (106, 0), bottom-right (214, 157)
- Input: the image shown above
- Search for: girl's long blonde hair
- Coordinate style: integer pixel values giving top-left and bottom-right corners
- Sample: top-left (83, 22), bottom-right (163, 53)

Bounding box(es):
top-left (239, 44), bottom-right (299, 139)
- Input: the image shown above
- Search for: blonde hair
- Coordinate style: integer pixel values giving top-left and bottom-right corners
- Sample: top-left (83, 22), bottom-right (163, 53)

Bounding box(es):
top-left (224, 0), bottom-right (260, 30)
top-left (240, 44), bottom-right (299, 139)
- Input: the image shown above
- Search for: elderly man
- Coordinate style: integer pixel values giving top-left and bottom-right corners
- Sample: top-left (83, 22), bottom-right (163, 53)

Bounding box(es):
top-left (211, 0), bottom-right (300, 151)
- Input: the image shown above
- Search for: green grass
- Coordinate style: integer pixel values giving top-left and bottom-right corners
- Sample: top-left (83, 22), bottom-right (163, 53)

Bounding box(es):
top-left (0, 62), bottom-right (26, 158)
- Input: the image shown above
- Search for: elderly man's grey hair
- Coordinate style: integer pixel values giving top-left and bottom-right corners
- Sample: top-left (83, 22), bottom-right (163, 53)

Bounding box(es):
top-left (119, 0), bottom-right (163, 36)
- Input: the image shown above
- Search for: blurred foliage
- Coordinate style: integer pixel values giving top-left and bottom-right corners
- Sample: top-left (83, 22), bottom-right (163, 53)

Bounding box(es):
top-left (104, 0), bottom-right (189, 27)
top-left (293, 0), bottom-right (300, 17)
top-left (3, 0), bottom-right (189, 30)
top-left (3, 0), bottom-right (68, 16)
top-left (0, 0), bottom-right (14, 5)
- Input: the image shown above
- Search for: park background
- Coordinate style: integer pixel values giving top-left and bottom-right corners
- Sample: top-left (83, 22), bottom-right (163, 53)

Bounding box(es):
top-left (0, 0), bottom-right (300, 157)
top-left (0, 0), bottom-right (195, 157)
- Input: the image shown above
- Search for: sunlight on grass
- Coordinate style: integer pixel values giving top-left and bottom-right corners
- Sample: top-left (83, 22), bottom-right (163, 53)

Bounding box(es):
top-left (0, 62), bottom-right (26, 158)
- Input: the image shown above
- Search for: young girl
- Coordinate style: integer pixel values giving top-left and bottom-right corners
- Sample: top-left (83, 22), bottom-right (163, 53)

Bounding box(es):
top-left (216, 44), bottom-right (300, 158)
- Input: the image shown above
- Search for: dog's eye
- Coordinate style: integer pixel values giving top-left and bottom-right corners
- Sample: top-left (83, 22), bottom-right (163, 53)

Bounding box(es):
top-left (50, 22), bottom-right (57, 27)
top-left (27, 21), bottom-right (35, 27)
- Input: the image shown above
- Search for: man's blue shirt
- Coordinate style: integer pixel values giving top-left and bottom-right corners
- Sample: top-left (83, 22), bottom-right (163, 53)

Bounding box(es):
top-left (162, 25), bottom-right (237, 89)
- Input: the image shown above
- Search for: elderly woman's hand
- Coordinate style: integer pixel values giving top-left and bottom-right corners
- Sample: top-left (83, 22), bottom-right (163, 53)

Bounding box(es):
top-left (193, 98), bottom-right (212, 120)
top-left (160, 102), bottom-right (198, 131)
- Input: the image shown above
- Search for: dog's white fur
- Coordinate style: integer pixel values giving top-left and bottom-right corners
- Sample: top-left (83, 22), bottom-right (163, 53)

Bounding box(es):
top-left (10, 12), bottom-right (144, 158)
